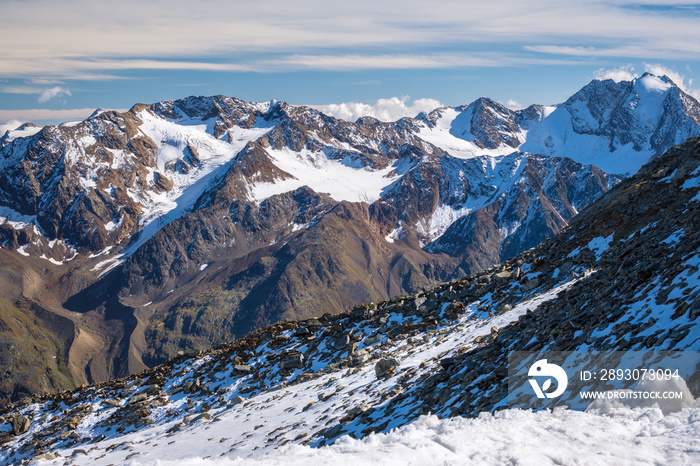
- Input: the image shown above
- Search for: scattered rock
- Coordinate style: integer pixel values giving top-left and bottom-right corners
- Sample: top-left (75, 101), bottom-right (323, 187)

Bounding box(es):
top-left (71, 448), bottom-right (88, 457)
top-left (364, 335), bottom-right (382, 346)
top-left (167, 422), bottom-right (186, 434)
top-left (129, 393), bottom-right (149, 404)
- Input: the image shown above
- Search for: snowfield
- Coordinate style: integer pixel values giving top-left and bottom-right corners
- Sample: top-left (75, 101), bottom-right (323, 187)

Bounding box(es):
top-left (249, 147), bottom-right (403, 205)
top-left (123, 110), bottom-right (276, 254)
top-left (415, 107), bottom-right (526, 160)
top-left (142, 407), bottom-right (700, 466)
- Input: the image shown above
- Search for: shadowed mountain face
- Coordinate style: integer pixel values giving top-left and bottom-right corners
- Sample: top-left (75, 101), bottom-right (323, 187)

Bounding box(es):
top-left (2, 138), bottom-right (699, 465)
top-left (0, 74), bottom-right (698, 403)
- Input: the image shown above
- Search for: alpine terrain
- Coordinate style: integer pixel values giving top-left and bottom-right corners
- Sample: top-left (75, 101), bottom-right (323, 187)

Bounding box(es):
top-left (1, 132), bottom-right (699, 465)
top-left (0, 72), bottom-right (699, 405)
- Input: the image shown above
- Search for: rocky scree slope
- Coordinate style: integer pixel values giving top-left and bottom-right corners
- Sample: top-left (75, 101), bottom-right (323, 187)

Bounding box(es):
top-left (1, 138), bottom-right (699, 465)
top-left (131, 150), bottom-right (615, 367)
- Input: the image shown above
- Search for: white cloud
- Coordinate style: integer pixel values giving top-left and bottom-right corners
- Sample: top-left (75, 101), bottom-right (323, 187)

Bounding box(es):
top-left (505, 99), bottom-right (523, 109)
top-left (1, 86), bottom-right (43, 95)
top-left (317, 96), bottom-right (443, 122)
top-left (269, 53), bottom-right (499, 71)
top-left (37, 86), bottom-right (71, 103)
top-left (29, 78), bottom-right (64, 85)
top-left (593, 65), bottom-right (636, 82)
top-left (1, 84), bottom-right (74, 102)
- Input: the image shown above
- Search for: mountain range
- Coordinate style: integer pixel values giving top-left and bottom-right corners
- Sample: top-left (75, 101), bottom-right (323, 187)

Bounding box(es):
top-left (0, 72), bottom-right (699, 404)
top-left (1, 132), bottom-right (699, 465)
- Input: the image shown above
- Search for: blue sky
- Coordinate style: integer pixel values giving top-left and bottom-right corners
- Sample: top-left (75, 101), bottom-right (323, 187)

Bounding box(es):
top-left (1, 0), bottom-right (700, 127)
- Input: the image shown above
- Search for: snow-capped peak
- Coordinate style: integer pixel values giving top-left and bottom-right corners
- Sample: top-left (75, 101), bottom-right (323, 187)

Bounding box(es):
top-left (635, 72), bottom-right (675, 93)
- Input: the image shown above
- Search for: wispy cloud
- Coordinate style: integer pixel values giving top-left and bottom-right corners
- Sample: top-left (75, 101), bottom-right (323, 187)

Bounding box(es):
top-left (620, 3), bottom-right (700, 16)
top-left (1, 86), bottom-right (42, 95)
top-left (526, 43), bottom-right (700, 60)
top-left (0, 53), bottom-right (586, 79)
top-left (593, 65), bottom-right (637, 82)
top-left (316, 96), bottom-right (443, 122)
top-left (643, 63), bottom-right (700, 100)
top-left (270, 53), bottom-right (500, 71)
top-left (505, 99), bottom-right (523, 109)
top-left (0, 57), bottom-right (256, 79)
top-left (1, 1), bottom-right (699, 79)
top-left (29, 78), bottom-right (65, 85)
top-left (38, 86), bottom-right (71, 103)
top-left (2, 84), bottom-right (72, 102)
top-left (81, 59), bottom-right (253, 72)
top-left (0, 119), bottom-right (27, 135)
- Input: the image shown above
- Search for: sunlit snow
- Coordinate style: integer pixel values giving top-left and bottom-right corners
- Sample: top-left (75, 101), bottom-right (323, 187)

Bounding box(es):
top-left (116, 111), bottom-right (276, 256)
top-left (416, 107), bottom-right (526, 159)
top-left (249, 148), bottom-right (403, 204)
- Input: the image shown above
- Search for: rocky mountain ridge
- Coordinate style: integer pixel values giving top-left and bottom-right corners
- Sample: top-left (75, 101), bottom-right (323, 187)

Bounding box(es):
top-left (1, 136), bottom-right (699, 465)
top-left (415, 73), bottom-right (700, 174)
top-left (0, 73), bottom-right (697, 404)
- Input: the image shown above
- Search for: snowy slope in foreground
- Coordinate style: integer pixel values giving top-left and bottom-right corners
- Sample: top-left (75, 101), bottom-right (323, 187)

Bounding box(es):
top-left (10, 279), bottom-right (581, 465)
top-left (152, 408), bottom-right (700, 466)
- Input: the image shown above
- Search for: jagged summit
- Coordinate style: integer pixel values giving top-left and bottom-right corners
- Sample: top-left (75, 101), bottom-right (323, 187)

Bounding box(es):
top-left (525, 73), bottom-right (700, 172)
top-left (0, 121), bottom-right (43, 145)
top-left (1, 137), bottom-right (699, 465)
top-left (417, 73), bottom-right (700, 174)
top-left (636, 71), bottom-right (676, 87)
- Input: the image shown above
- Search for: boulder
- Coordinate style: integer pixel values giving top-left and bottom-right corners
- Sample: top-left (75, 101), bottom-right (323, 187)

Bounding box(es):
top-left (281, 353), bottom-right (305, 370)
top-left (375, 358), bottom-right (400, 378)
top-left (233, 364), bottom-right (252, 374)
top-left (11, 415), bottom-right (31, 435)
